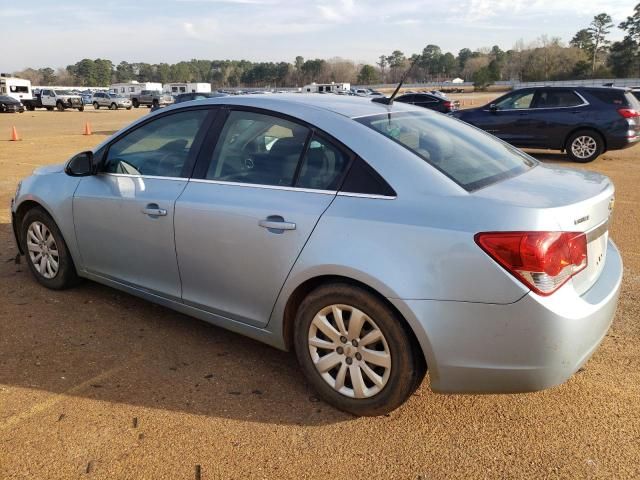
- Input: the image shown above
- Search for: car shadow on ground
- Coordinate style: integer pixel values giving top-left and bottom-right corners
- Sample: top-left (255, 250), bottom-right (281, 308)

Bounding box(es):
top-left (0, 223), bottom-right (355, 426)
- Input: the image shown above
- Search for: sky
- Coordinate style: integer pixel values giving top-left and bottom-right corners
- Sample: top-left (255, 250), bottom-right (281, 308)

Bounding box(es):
top-left (0, 0), bottom-right (637, 72)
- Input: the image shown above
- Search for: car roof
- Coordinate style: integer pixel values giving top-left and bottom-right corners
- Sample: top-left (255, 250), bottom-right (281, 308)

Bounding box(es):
top-left (176, 93), bottom-right (421, 119)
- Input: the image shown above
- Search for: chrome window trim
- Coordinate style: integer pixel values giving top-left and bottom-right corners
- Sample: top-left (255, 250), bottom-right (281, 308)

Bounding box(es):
top-left (337, 192), bottom-right (397, 200)
top-left (483, 90), bottom-right (590, 112)
top-left (188, 178), bottom-right (337, 195)
top-left (98, 173), bottom-right (187, 182)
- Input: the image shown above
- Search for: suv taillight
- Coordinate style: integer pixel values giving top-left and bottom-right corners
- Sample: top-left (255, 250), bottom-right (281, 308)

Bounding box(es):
top-left (443, 101), bottom-right (453, 110)
top-left (475, 231), bottom-right (587, 296)
top-left (617, 108), bottom-right (640, 119)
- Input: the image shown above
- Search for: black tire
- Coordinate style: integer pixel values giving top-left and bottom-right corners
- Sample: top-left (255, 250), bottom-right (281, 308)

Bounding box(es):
top-left (152, 99), bottom-right (159, 108)
top-left (566, 130), bottom-right (604, 163)
top-left (294, 283), bottom-right (425, 416)
top-left (78, 105), bottom-right (84, 112)
top-left (21, 207), bottom-right (79, 290)
top-left (110, 102), bottom-right (117, 110)
top-left (27, 105), bottom-right (35, 111)
top-left (46, 107), bottom-right (54, 111)
top-left (132, 99), bottom-right (139, 108)
top-left (56, 101), bottom-right (64, 112)
top-left (93, 102), bottom-right (100, 110)
top-left (126, 106), bottom-right (132, 110)
top-left (0, 105), bottom-right (5, 113)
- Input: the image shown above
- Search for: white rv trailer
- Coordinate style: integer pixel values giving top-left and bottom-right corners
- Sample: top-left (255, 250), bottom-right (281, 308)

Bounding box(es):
top-left (109, 81), bottom-right (163, 98)
top-left (164, 82), bottom-right (212, 95)
top-left (0, 75), bottom-right (33, 101)
top-left (302, 82), bottom-right (350, 94)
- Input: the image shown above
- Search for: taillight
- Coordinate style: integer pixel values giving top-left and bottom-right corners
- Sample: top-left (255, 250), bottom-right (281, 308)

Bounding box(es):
top-left (475, 231), bottom-right (588, 296)
top-left (443, 101), bottom-right (453, 110)
top-left (617, 108), bottom-right (640, 119)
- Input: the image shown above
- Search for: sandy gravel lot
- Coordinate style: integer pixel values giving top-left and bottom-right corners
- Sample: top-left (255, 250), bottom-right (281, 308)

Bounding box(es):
top-left (0, 103), bottom-right (639, 479)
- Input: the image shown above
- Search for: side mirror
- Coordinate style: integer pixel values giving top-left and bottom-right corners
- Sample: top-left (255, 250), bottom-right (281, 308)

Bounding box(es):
top-left (489, 104), bottom-right (498, 112)
top-left (65, 151), bottom-right (94, 177)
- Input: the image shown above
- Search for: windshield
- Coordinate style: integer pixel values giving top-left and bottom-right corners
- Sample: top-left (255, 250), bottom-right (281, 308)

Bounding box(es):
top-left (357, 111), bottom-right (537, 191)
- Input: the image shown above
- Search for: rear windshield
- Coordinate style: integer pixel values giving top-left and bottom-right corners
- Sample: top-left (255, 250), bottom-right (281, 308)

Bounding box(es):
top-left (357, 111), bottom-right (536, 191)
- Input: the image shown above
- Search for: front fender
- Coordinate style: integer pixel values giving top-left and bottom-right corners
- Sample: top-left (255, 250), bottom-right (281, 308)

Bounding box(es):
top-left (13, 172), bottom-right (83, 271)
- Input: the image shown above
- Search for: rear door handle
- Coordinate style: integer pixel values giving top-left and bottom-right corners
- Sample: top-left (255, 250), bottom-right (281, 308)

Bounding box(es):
top-left (142, 203), bottom-right (167, 217)
top-left (259, 215), bottom-right (296, 232)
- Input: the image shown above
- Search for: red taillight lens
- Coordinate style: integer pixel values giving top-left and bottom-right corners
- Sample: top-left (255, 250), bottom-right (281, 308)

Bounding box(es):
top-left (475, 231), bottom-right (587, 296)
top-left (443, 101), bottom-right (453, 109)
top-left (617, 108), bottom-right (640, 119)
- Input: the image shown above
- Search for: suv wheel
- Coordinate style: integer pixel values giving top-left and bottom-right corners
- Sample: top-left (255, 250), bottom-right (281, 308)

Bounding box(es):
top-left (294, 283), bottom-right (425, 416)
top-left (132, 99), bottom-right (139, 108)
top-left (21, 208), bottom-right (79, 290)
top-left (566, 130), bottom-right (603, 163)
top-left (152, 99), bottom-right (159, 108)
top-left (110, 102), bottom-right (117, 110)
top-left (56, 101), bottom-right (64, 112)
top-left (93, 102), bottom-right (100, 110)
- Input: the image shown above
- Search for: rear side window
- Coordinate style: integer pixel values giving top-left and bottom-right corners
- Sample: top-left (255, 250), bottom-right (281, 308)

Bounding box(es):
top-left (295, 135), bottom-right (349, 190)
top-left (206, 110), bottom-right (309, 187)
top-left (587, 89), bottom-right (630, 106)
top-left (535, 90), bottom-right (584, 108)
top-left (357, 111), bottom-right (536, 191)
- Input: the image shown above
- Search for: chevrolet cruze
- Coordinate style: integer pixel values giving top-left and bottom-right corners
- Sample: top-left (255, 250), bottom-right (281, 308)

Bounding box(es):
top-left (11, 95), bottom-right (622, 415)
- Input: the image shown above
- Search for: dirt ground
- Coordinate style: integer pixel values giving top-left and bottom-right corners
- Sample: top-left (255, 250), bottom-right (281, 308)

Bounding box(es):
top-left (0, 102), bottom-right (639, 480)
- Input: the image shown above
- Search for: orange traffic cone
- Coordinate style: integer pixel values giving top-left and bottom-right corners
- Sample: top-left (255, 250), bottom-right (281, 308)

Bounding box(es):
top-left (10, 126), bottom-right (20, 141)
top-left (83, 122), bottom-right (92, 136)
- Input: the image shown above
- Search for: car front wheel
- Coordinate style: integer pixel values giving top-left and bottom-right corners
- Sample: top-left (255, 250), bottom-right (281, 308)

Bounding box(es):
top-left (294, 283), bottom-right (425, 416)
top-left (566, 130), bottom-right (603, 163)
top-left (21, 208), bottom-right (78, 290)
top-left (93, 102), bottom-right (100, 109)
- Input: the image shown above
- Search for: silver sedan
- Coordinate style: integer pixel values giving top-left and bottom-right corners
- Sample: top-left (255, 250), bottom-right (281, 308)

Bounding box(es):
top-left (11, 95), bottom-right (622, 415)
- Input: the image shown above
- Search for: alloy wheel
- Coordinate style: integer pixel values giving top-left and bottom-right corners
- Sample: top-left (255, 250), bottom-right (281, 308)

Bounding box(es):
top-left (308, 304), bottom-right (391, 399)
top-left (26, 221), bottom-right (59, 279)
top-left (571, 135), bottom-right (597, 159)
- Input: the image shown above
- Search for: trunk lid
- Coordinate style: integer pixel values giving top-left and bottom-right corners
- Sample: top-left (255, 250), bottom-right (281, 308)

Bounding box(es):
top-left (476, 164), bottom-right (615, 295)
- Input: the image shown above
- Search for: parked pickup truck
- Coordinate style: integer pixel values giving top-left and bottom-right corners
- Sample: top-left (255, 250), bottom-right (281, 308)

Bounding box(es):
top-left (23, 89), bottom-right (84, 111)
top-left (130, 90), bottom-right (174, 108)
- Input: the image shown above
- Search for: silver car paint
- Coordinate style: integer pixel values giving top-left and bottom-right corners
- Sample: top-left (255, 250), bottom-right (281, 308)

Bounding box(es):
top-left (11, 95), bottom-right (623, 393)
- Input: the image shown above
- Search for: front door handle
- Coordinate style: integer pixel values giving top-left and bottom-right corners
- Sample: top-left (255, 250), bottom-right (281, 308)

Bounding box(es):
top-left (259, 215), bottom-right (296, 233)
top-left (142, 203), bottom-right (167, 217)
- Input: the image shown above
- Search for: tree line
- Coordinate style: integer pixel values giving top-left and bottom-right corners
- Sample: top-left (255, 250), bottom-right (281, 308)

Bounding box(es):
top-left (12, 4), bottom-right (640, 89)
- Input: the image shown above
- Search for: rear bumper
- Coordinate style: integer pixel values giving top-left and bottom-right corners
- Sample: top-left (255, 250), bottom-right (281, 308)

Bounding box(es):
top-left (391, 239), bottom-right (623, 393)
top-left (607, 132), bottom-right (640, 150)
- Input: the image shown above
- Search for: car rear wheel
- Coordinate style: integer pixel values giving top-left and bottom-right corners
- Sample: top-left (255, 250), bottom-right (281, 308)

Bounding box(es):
top-left (152, 99), bottom-right (159, 108)
top-left (566, 130), bottom-right (603, 163)
top-left (294, 283), bottom-right (424, 416)
top-left (78, 105), bottom-right (84, 112)
top-left (21, 208), bottom-right (78, 290)
top-left (56, 102), bottom-right (64, 112)
top-left (110, 103), bottom-right (117, 110)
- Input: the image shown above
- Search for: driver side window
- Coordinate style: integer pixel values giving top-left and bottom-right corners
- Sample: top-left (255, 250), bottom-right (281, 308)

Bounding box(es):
top-left (104, 110), bottom-right (208, 177)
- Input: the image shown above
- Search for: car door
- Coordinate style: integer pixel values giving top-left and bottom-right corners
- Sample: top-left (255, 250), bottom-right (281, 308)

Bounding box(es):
top-left (73, 108), bottom-right (214, 299)
top-left (529, 88), bottom-right (588, 149)
top-left (174, 108), bottom-right (351, 327)
top-left (477, 89), bottom-right (538, 146)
